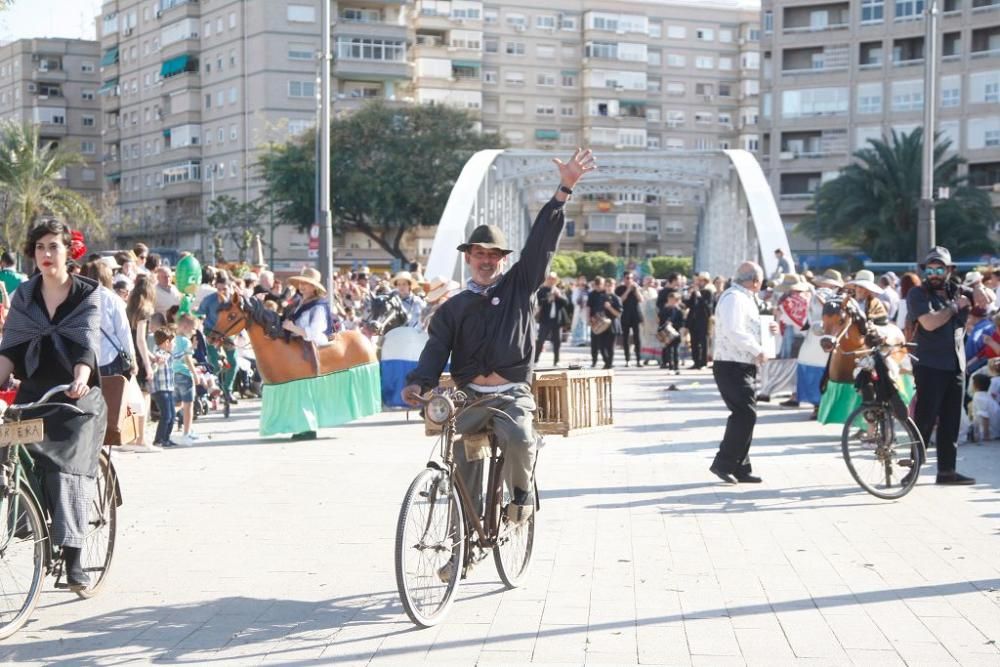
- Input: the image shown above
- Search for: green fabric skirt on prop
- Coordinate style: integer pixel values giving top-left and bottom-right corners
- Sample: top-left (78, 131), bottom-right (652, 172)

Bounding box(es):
top-left (818, 374), bottom-right (917, 426)
top-left (817, 379), bottom-right (861, 425)
top-left (259, 361), bottom-right (381, 436)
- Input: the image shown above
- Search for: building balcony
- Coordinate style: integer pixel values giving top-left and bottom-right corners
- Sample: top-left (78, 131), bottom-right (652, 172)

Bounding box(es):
top-left (160, 37), bottom-right (201, 61)
top-left (36, 122), bottom-right (68, 137)
top-left (972, 0), bottom-right (1000, 15)
top-left (333, 21), bottom-right (408, 41)
top-left (155, 0), bottom-right (200, 21)
top-left (33, 67), bottom-right (67, 82)
top-left (334, 58), bottom-right (409, 80)
top-left (161, 179), bottom-right (202, 198)
top-left (158, 70), bottom-right (200, 96)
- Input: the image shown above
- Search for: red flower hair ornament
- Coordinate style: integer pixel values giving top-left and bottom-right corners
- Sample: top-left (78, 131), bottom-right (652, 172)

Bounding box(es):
top-left (69, 230), bottom-right (87, 261)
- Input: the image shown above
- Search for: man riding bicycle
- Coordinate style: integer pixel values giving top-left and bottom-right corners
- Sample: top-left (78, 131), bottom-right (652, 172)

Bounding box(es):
top-left (402, 148), bottom-right (596, 523)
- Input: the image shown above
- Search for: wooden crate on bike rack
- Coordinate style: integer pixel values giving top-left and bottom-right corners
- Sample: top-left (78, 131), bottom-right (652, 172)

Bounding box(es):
top-left (423, 368), bottom-right (614, 437)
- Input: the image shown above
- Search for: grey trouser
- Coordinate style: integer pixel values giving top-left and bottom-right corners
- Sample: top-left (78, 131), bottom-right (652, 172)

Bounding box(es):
top-left (454, 384), bottom-right (538, 513)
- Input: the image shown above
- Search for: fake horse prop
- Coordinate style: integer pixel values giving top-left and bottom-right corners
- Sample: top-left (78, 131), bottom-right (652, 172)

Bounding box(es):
top-left (364, 293), bottom-right (429, 408)
top-left (212, 294), bottom-right (381, 436)
top-left (817, 295), bottom-right (913, 424)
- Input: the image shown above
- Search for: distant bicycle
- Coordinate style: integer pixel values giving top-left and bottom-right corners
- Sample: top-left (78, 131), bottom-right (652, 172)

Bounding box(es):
top-left (840, 343), bottom-right (925, 500)
top-left (395, 390), bottom-right (538, 627)
top-left (0, 384), bottom-right (121, 640)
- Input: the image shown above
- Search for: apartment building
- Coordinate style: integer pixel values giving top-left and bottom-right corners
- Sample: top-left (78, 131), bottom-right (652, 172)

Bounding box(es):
top-left (760, 0), bottom-right (1000, 261)
top-left (97, 0), bottom-right (758, 266)
top-left (0, 39), bottom-right (103, 209)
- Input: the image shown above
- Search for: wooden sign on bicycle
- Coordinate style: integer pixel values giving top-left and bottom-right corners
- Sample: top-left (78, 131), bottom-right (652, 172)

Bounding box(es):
top-left (0, 419), bottom-right (44, 446)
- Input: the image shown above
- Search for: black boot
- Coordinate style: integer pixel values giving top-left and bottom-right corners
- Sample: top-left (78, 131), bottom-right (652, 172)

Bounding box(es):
top-left (291, 430), bottom-right (317, 441)
top-left (63, 546), bottom-right (90, 589)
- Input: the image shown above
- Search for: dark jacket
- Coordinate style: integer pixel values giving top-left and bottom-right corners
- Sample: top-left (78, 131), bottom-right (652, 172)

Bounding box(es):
top-left (685, 288), bottom-right (713, 330)
top-left (407, 197), bottom-right (566, 391)
top-left (536, 286), bottom-right (569, 326)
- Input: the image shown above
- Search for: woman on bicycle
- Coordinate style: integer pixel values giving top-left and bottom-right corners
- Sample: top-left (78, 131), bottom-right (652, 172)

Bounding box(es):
top-left (0, 220), bottom-right (107, 590)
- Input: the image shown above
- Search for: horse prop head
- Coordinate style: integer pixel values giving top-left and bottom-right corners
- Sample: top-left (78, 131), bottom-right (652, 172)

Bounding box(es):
top-left (364, 293), bottom-right (408, 336)
top-left (210, 292), bottom-right (251, 341)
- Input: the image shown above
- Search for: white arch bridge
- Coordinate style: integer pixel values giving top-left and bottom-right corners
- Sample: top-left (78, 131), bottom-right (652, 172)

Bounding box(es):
top-left (425, 149), bottom-right (792, 282)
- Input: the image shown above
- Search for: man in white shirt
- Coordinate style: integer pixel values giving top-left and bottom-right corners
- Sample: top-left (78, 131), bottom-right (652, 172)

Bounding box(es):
top-left (710, 261), bottom-right (770, 484)
top-left (154, 266), bottom-right (182, 317)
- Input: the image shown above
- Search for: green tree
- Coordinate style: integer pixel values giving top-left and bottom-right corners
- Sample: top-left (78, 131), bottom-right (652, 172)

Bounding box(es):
top-left (0, 121), bottom-right (98, 252)
top-left (258, 101), bottom-right (499, 263)
top-left (206, 195), bottom-right (266, 264)
top-left (574, 251), bottom-right (618, 280)
top-left (798, 129), bottom-right (996, 261)
top-left (645, 256), bottom-right (693, 279)
top-left (550, 253), bottom-right (577, 278)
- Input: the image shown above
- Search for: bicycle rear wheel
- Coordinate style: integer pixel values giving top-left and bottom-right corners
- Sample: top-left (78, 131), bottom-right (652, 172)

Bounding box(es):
top-left (394, 468), bottom-right (464, 627)
top-left (494, 479), bottom-right (536, 588)
top-left (76, 452), bottom-right (119, 599)
top-left (842, 403), bottom-right (923, 500)
top-left (0, 485), bottom-right (46, 640)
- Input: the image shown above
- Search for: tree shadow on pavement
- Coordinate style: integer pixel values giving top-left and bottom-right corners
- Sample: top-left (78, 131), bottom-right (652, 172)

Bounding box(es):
top-left (586, 483), bottom-right (874, 513)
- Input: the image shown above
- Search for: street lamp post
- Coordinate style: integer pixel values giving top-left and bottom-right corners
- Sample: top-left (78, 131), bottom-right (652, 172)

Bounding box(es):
top-left (917, 0), bottom-right (939, 258)
top-left (317, 0), bottom-right (334, 294)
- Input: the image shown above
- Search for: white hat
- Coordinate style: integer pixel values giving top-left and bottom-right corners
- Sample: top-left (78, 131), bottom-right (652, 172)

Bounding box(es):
top-left (964, 270), bottom-right (984, 286)
top-left (98, 256), bottom-right (120, 270)
top-left (847, 269), bottom-right (884, 295)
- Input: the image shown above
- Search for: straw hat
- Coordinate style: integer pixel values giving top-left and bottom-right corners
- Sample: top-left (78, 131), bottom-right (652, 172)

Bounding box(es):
top-left (288, 267), bottom-right (327, 295)
top-left (847, 269), bottom-right (883, 295)
top-left (426, 275), bottom-right (460, 303)
top-left (814, 269), bottom-right (844, 288)
top-left (392, 271), bottom-right (418, 288)
top-left (775, 273), bottom-right (810, 293)
top-left (696, 271), bottom-right (711, 282)
top-left (98, 255), bottom-right (120, 270)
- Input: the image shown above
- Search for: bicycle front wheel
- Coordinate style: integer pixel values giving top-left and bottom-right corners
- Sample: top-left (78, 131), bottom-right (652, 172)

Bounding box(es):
top-left (394, 468), bottom-right (464, 627)
top-left (76, 452), bottom-right (119, 599)
top-left (842, 403), bottom-right (923, 500)
top-left (494, 479), bottom-right (536, 588)
top-left (0, 485), bottom-right (46, 640)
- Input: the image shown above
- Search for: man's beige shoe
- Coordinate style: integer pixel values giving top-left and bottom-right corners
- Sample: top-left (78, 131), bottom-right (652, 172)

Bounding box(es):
top-left (506, 502), bottom-right (534, 525)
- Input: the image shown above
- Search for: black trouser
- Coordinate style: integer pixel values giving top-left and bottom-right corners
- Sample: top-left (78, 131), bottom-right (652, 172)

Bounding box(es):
top-left (590, 329), bottom-right (614, 367)
top-left (621, 320), bottom-right (641, 363)
top-left (712, 361), bottom-right (757, 475)
top-left (534, 322), bottom-right (561, 365)
top-left (689, 325), bottom-right (709, 368)
top-left (661, 339), bottom-right (680, 369)
top-left (913, 365), bottom-right (963, 472)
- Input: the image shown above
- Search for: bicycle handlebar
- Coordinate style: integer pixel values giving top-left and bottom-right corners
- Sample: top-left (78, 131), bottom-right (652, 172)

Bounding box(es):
top-left (8, 384), bottom-right (85, 416)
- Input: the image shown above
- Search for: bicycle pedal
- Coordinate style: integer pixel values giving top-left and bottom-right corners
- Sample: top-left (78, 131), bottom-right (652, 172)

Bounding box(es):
top-left (898, 459), bottom-right (914, 467)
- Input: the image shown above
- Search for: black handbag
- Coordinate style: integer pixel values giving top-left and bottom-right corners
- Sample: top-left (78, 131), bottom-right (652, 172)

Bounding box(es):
top-left (99, 328), bottom-right (133, 377)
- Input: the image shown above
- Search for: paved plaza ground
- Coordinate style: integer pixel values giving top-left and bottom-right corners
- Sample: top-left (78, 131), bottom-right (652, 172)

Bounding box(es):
top-left (4, 347), bottom-right (1000, 665)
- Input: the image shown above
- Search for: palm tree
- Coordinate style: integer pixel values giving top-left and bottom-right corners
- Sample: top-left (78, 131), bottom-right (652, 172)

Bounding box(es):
top-left (0, 121), bottom-right (98, 252)
top-left (798, 128), bottom-right (996, 262)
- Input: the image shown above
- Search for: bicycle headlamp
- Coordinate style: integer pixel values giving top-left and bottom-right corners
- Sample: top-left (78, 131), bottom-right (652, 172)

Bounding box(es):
top-left (425, 395), bottom-right (454, 425)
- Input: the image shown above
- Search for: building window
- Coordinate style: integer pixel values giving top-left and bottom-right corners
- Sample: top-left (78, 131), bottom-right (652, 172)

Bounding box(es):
top-left (561, 72), bottom-right (576, 87)
top-left (288, 80), bottom-right (316, 98)
top-left (81, 89), bottom-right (95, 100)
top-left (891, 79), bottom-right (923, 111)
top-left (536, 104), bottom-right (555, 116)
top-left (80, 141), bottom-right (96, 154)
top-left (536, 15), bottom-right (556, 30)
top-left (559, 15), bottom-right (577, 30)
top-left (82, 115), bottom-right (95, 127)
top-left (505, 42), bottom-right (526, 56)
top-left (335, 37), bottom-right (406, 62)
top-left (229, 12), bottom-right (236, 29)
top-left (483, 70), bottom-right (497, 84)
top-left (667, 25), bottom-right (686, 39)
top-left (667, 54), bottom-right (686, 68)
top-left (940, 75), bottom-right (961, 107)
top-left (862, 0), bottom-right (885, 23)
top-left (287, 4), bottom-right (317, 23)
top-left (857, 82), bottom-right (883, 113)
top-left (560, 104), bottom-right (576, 117)
top-left (536, 72), bottom-right (555, 86)
top-left (696, 28), bottom-right (714, 41)
top-left (289, 43), bottom-right (313, 60)
top-left (894, 0), bottom-right (925, 20)
top-left (695, 56), bottom-right (714, 69)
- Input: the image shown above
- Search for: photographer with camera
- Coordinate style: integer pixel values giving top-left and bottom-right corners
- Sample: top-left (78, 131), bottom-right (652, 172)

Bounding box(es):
top-left (907, 246), bottom-right (975, 485)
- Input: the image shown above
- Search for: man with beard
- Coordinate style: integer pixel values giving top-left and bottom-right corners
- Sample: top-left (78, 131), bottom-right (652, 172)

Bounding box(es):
top-left (907, 246), bottom-right (975, 485)
top-left (402, 149), bottom-right (597, 526)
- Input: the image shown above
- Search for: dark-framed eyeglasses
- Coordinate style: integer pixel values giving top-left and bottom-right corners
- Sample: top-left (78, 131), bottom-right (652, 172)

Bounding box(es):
top-left (926, 267), bottom-right (947, 276)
